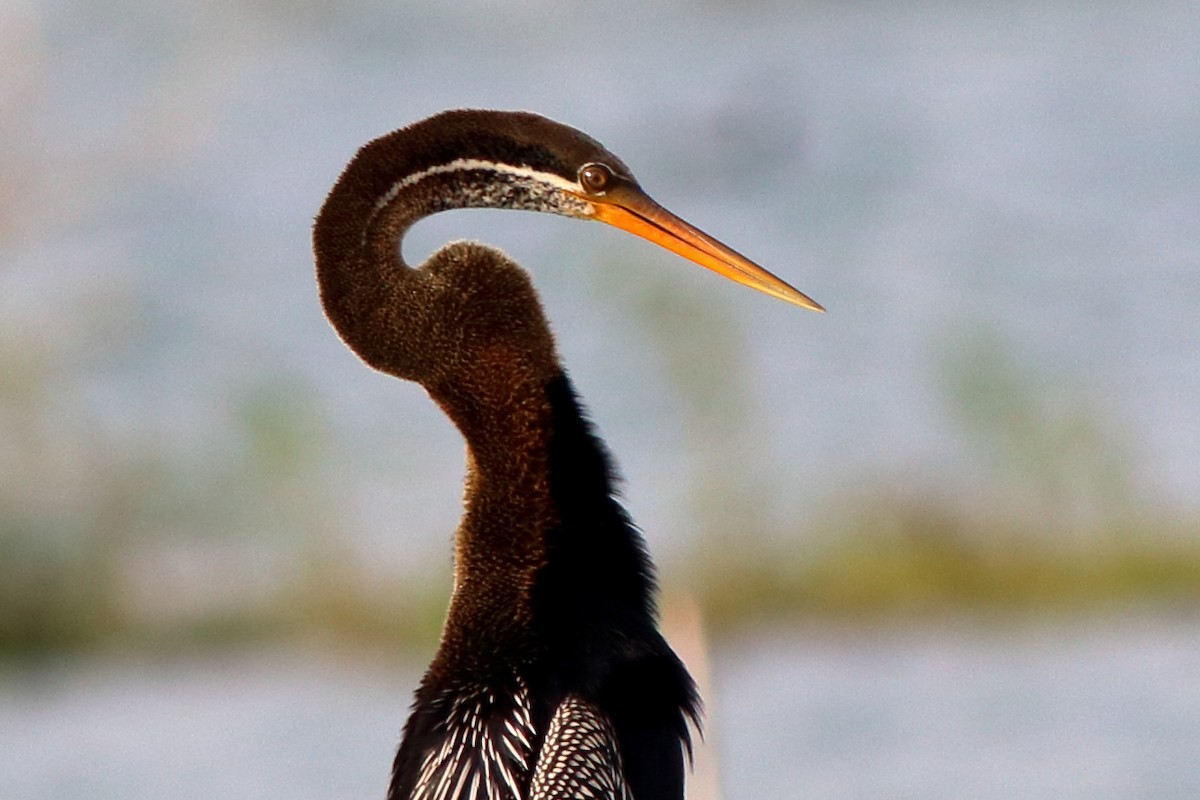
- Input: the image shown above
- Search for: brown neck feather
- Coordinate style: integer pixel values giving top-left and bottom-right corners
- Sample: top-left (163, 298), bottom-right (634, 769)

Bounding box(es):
top-left (313, 124), bottom-right (569, 659)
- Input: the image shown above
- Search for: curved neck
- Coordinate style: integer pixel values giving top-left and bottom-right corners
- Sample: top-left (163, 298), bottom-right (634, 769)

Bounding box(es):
top-left (435, 373), bottom-right (659, 675)
top-left (314, 139), bottom-right (590, 378)
top-left (312, 156), bottom-right (473, 376)
top-left (312, 120), bottom-right (651, 666)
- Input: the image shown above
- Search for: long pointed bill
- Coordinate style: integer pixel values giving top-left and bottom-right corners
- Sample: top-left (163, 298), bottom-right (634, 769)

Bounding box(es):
top-left (589, 187), bottom-right (824, 312)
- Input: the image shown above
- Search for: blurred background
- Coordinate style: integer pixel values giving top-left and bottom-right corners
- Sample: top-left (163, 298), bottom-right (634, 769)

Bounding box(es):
top-left (2, 0), bottom-right (1198, 797)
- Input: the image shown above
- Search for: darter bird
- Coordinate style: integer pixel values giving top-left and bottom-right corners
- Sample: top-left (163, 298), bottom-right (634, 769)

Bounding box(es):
top-left (313, 109), bottom-right (821, 800)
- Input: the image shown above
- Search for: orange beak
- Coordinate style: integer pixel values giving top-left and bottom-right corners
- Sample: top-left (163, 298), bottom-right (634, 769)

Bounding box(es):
top-left (586, 185), bottom-right (823, 312)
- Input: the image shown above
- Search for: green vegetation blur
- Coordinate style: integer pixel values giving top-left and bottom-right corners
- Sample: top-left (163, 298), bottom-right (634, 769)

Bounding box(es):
top-left (3, 251), bottom-right (1196, 659)
top-left (606, 253), bottom-right (1200, 628)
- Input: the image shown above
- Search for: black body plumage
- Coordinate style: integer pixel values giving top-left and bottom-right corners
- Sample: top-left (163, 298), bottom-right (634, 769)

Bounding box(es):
top-left (388, 376), bottom-right (698, 800)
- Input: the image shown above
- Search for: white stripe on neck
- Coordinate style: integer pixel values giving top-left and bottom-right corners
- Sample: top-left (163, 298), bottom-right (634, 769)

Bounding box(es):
top-left (372, 158), bottom-right (583, 216)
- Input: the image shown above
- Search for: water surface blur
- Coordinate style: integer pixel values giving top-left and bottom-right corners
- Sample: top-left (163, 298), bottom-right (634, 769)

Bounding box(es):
top-left (3, 617), bottom-right (1198, 799)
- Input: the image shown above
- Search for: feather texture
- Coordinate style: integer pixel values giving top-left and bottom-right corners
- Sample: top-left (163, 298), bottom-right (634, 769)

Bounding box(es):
top-left (411, 678), bottom-right (537, 800)
top-left (530, 696), bottom-right (632, 800)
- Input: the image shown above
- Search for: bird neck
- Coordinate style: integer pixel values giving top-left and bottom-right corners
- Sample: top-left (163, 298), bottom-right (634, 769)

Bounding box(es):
top-left (313, 117), bottom-right (655, 672)
top-left (447, 373), bottom-right (557, 598)
top-left (428, 366), bottom-right (556, 671)
top-left (313, 129), bottom-right (591, 381)
top-left (433, 372), bottom-right (658, 679)
top-left (312, 146), bottom-right (451, 379)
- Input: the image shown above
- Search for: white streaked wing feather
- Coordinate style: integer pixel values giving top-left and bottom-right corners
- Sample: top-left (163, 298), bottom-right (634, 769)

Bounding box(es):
top-left (410, 678), bottom-right (536, 800)
top-left (529, 696), bottom-right (631, 800)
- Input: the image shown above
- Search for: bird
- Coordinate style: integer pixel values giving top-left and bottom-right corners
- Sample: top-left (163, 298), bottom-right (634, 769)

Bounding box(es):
top-left (313, 109), bottom-right (821, 800)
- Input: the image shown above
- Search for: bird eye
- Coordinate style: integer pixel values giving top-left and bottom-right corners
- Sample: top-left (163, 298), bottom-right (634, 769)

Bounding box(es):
top-left (578, 163), bottom-right (613, 195)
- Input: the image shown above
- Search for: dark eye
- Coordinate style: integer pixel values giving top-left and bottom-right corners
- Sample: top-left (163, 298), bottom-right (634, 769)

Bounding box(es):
top-left (578, 162), bottom-right (613, 195)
